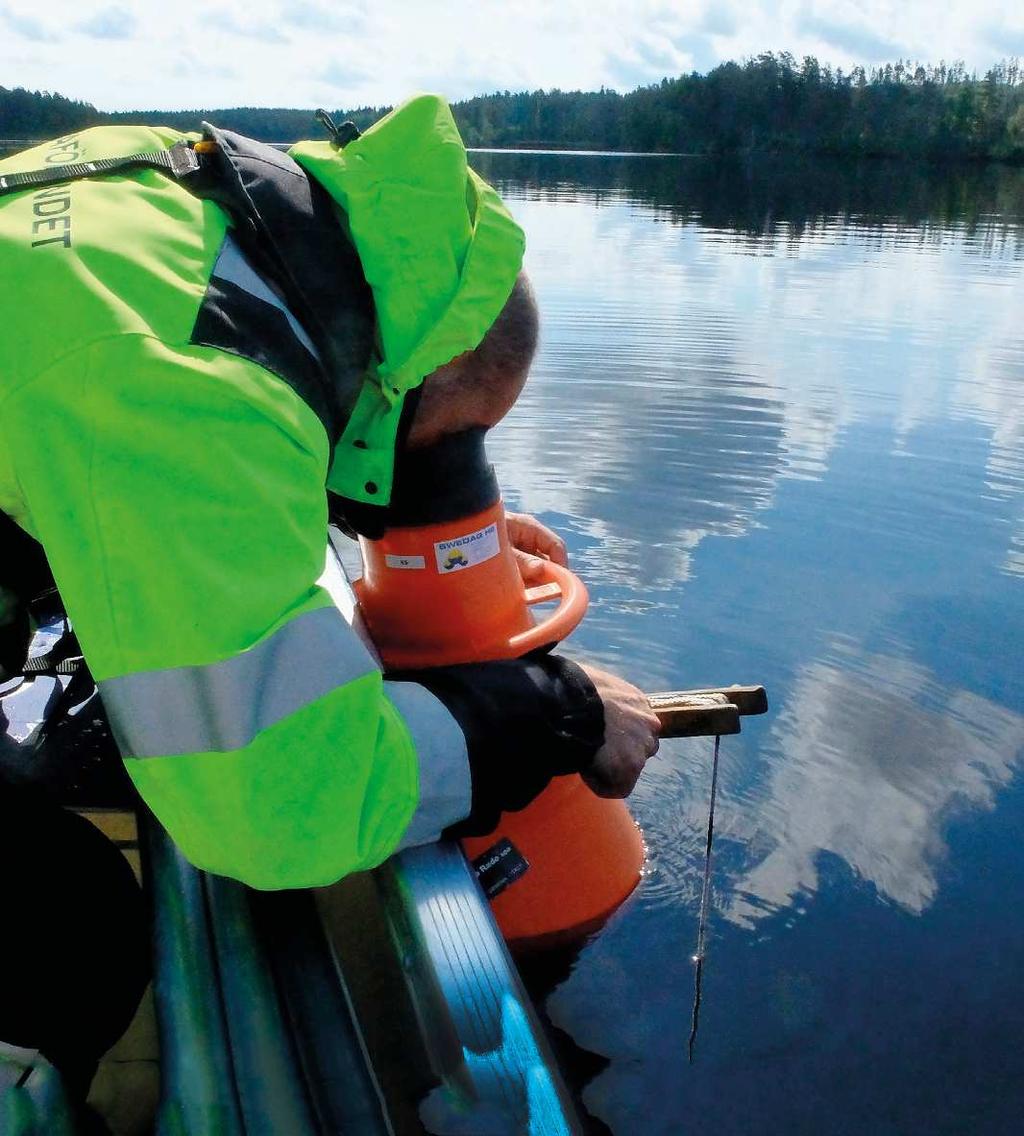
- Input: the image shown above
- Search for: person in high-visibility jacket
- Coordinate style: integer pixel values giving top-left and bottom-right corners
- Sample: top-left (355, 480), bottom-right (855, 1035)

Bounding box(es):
top-left (1, 94), bottom-right (661, 874)
top-left (1, 95), bottom-right (659, 882)
top-left (0, 98), bottom-right (660, 1074)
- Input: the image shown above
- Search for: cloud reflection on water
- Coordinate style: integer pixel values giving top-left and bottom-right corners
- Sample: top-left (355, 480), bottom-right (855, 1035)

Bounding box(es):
top-left (726, 643), bottom-right (1024, 927)
top-left (493, 175), bottom-right (1024, 589)
top-left (478, 152), bottom-right (1024, 1135)
top-left (484, 152), bottom-right (1024, 927)
top-left (478, 153), bottom-right (1024, 1134)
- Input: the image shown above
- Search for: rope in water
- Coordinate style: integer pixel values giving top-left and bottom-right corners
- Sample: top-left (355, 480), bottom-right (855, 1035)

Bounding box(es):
top-left (688, 732), bottom-right (721, 1064)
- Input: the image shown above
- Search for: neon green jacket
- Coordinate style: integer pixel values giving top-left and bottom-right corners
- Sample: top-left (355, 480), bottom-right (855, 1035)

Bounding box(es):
top-left (0, 97), bottom-right (524, 888)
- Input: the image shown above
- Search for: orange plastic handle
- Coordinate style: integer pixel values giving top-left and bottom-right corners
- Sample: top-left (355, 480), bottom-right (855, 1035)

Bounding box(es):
top-left (507, 559), bottom-right (589, 655)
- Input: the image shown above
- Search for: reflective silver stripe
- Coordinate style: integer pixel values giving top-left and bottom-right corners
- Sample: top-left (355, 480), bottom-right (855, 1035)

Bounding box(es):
top-left (101, 605), bottom-right (376, 758)
top-left (212, 235), bottom-right (321, 359)
top-left (388, 682), bottom-right (472, 849)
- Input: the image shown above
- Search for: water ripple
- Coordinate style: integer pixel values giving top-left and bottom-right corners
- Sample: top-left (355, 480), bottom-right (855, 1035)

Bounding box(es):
top-left (480, 152), bottom-right (1024, 1135)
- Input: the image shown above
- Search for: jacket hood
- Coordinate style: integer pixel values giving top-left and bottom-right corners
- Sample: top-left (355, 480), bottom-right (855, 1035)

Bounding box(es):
top-left (290, 94), bottom-right (525, 400)
top-left (289, 94), bottom-right (525, 507)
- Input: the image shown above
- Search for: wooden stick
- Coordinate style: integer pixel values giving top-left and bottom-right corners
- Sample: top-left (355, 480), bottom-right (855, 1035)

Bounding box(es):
top-left (646, 685), bottom-right (768, 739)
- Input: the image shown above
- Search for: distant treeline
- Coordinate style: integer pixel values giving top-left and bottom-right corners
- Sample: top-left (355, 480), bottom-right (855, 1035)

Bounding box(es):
top-left (3, 53), bottom-right (1024, 162)
top-left (0, 89), bottom-right (386, 144)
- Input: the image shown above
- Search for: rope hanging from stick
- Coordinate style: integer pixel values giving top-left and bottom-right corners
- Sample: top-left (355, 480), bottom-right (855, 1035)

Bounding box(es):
top-left (688, 732), bottom-right (721, 1063)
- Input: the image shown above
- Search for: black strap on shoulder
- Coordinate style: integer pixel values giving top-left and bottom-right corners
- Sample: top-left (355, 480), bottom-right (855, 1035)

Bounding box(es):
top-left (192, 124), bottom-right (375, 443)
top-left (0, 141), bottom-right (202, 197)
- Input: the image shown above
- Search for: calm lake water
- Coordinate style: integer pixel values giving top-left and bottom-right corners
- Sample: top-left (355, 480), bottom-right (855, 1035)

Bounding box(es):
top-left (470, 152), bottom-right (1024, 1136)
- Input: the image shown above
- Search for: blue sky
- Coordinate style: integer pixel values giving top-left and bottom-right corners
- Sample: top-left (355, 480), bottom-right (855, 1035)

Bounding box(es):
top-left (1, 1), bottom-right (1021, 111)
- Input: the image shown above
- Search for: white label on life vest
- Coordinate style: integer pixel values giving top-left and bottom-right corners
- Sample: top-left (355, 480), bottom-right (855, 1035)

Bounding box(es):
top-left (434, 522), bottom-right (500, 573)
top-left (385, 553), bottom-right (426, 570)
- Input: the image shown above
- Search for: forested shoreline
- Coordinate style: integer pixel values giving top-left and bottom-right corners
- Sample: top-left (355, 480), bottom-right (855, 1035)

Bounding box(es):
top-left (3, 53), bottom-right (1023, 162)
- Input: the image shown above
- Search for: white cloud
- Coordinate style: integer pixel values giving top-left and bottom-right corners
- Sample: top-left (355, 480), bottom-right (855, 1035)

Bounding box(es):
top-left (205, 7), bottom-right (289, 45)
top-left (0, 1), bottom-right (1020, 112)
top-left (1, 4), bottom-right (60, 43)
top-left (281, 1), bottom-right (368, 35)
top-left (75, 5), bottom-right (136, 40)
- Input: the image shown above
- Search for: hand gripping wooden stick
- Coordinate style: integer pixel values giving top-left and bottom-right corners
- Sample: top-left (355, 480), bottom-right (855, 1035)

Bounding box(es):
top-left (647, 685), bottom-right (769, 738)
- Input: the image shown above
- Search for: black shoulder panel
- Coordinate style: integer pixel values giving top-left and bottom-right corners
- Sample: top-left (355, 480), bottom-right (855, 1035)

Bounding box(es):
top-left (191, 233), bottom-right (336, 435)
top-left (191, 126), bottom-right (376, 444)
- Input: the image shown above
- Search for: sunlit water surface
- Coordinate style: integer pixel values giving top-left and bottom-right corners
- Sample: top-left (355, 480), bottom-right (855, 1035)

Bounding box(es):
top-left (471, 152), bottom-right (1024, 1136)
